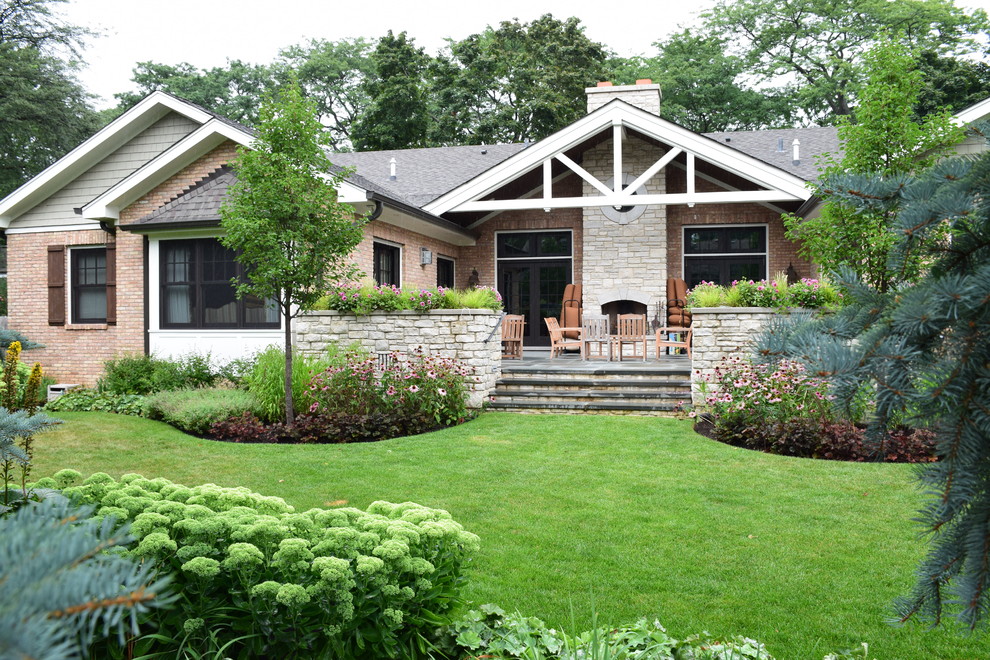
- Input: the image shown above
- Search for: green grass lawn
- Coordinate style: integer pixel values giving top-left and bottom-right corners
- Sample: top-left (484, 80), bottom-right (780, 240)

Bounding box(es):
top-left (29, 411), bottom-right (988, 660)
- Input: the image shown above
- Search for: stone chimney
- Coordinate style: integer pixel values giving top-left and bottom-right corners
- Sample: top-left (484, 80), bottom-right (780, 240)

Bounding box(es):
top-left (586, 79), bottom-right (662, 115)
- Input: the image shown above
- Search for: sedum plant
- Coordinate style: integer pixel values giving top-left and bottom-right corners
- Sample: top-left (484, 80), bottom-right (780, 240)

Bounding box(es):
top-left (59, 472), bottom-right (480, 658)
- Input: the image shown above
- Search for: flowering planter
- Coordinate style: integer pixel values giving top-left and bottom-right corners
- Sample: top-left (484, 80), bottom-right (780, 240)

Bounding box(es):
top-left (294, 309), bottom-right (502, 408)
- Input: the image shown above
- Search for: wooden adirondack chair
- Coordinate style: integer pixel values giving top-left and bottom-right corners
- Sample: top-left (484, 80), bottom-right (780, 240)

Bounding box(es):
top-left (501, 314), bottom-right (525, 359)
top-left (545, 317), bottom-right (581, 358)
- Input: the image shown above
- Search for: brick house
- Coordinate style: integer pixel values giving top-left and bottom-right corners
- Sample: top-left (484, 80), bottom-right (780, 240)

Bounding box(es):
top-left (2, 81), bottom-right (974, 384)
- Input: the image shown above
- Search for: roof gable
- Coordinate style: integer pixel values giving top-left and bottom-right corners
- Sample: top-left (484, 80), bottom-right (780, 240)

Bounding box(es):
top-left (425, 100), bottom-right (813, 216)
top-left (0, 92), bottom-right (215, 227)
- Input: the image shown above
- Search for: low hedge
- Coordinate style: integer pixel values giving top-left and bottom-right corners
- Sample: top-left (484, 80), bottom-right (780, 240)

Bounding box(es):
top-left (51, 473), bottom-right (480, 659)
top-left (142, 388), bottom-right (261, 435)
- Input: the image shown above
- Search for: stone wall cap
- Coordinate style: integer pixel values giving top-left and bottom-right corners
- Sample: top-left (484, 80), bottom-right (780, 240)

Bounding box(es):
top-left (690, 307), bottom-right (777, 313)
top-left (300, 308), bottom-right (500, 317)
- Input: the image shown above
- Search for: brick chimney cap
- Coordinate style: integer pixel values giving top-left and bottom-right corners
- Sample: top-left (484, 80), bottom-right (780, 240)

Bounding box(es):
top-left (596, 81), bottom-right (614, 87)
top-left (635, 78), bottom-right (653, 85)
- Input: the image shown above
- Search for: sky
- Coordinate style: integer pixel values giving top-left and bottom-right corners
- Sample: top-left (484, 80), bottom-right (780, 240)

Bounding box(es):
top-left (60, 0), bottom-right (990, 110)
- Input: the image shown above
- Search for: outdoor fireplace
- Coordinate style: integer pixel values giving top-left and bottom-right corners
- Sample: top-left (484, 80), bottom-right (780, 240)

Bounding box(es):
top-left (600, 300), bottom-right (648, 333)
top-left (597, 288), bottom-right (657, 333)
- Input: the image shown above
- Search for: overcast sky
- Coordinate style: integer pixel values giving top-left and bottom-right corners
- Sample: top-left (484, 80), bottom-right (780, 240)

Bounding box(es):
top-left (61, 0), bottom-right (990, 110)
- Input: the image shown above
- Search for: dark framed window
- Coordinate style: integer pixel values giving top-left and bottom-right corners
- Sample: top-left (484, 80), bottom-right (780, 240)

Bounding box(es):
top-left (373, 242), bottom-right (401, 286)
top-left (71, 247), bottom-right (107, 323)
top-left (437, 256), bottom-right (455, 288)
top-left (684, 226), bottom-right (767, 288)
top-left (497, 231), bottom-right (571, 259)
top-left (160, 238), bottom-right (278, 329)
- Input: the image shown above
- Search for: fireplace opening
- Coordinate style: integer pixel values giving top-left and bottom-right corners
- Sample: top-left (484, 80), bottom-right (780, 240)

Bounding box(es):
top-left (601, 300), bottom-right (648, 333)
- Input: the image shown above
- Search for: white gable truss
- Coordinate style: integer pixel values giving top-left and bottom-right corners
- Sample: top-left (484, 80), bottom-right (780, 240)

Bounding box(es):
top-left (426, 100), bottom-right (813, 216)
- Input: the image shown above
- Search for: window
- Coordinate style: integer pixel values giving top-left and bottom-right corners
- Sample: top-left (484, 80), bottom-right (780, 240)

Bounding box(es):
top-left (373, 241), bottom-right (401, 286)
top-left (496, 231), bottom-right (571, 259)
top-left (160, 238), bottom-right (278, 329)
top-left (683, 226), bottom-right (767, 288)
top-left (437, 256), bottom-right (455, 288)
top-left (71, 247), bottom-right (107, 323)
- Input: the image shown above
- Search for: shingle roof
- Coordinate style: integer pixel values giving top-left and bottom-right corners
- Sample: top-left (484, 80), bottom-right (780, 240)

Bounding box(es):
top-left (703, 126), bottom-right (840, 182)
top-left (123, 166), bottom-right (232, 228)
top-left (329, 143), bottom-right (530, 207)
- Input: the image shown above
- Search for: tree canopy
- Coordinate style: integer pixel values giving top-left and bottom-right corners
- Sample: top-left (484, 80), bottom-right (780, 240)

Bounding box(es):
top-left (701, 0), bottom-right (989, 124)
top-left (431, 14), bottom-right (610, 144)
top-left (0, 0), bottom-right (98, 198)
top-left (219, 80), bottom-right (365, 424)
top-left (784, 38), bottom-right (964, 291)
top-left (609, 30), bottom-right (792, 132)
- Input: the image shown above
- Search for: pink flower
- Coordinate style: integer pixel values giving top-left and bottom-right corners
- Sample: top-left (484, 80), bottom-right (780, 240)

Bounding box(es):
top-left (409, 385), bottom-right (420, 393)
top-left (438, 388), bottom-right (447, 396)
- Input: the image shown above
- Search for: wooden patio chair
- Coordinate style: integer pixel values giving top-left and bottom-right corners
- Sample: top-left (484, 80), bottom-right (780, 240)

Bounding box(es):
top-left (613, 313), bottom-right (648, 361)
top-left (655, 326), bottom-right (693, 359)
top-left (501, 314), bottom-right (525, 360)
top-left (561, 283), bottom-right (582, 339)
top-left (582, 314), bottom-right (612, 361)
top-left (545, 317), bottom-right (581, 358)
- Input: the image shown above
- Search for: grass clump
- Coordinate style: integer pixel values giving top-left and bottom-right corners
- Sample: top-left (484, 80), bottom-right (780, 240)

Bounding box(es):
top-left (245, 345), bottom-right (340, 422)
top-left (142, 388), bottom-right (261, 435)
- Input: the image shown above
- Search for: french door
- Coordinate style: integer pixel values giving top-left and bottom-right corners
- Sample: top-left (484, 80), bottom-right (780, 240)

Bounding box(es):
top-left (496, 231), bottom-right (572, 346)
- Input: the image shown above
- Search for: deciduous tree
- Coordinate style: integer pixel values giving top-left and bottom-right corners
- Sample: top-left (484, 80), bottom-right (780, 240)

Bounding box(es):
top-left (784, 39), bottom-right (964, 291)
top-left (219, 80), bottom-right (366, 424)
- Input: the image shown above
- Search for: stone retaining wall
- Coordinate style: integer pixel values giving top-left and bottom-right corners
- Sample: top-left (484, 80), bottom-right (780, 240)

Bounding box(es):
top-left (690, 307), bottom-right (777, 406)
top-left (293, 310), bottom-right (502, 408)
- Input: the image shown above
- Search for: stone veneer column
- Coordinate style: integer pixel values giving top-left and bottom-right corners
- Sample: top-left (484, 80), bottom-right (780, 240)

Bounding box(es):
top-left (689, 307), bottom-right (778, 406)
top-left (581, 135), bottom-right (667, 314)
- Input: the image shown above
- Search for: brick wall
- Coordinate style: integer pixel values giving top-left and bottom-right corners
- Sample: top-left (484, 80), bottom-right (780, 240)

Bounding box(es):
top-left (350, 220), bottom-right (466, 289)
top-left (119, 142), bottom-right (240, 224)
top-left (8, 228), bottom-right (145, 385)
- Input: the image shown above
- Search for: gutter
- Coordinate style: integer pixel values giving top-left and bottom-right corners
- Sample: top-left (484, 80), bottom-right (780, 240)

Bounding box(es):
top-left (366, 191), bottom-right (474, 240)
top-left (118, 219), bottom-right (221, 233)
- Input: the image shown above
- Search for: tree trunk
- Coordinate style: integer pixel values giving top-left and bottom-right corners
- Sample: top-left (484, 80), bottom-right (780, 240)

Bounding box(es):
top-left (283, 303), bottom-right (294, 426)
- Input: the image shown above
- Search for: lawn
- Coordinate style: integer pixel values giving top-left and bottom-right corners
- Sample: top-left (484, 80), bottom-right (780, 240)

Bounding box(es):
top-left (30, 411), bottom-right (987, 660)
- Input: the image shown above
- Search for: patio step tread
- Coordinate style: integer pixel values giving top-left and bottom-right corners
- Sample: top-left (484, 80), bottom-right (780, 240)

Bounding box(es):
top-left (487, 400), bottom-right (682, 412)
top-left (493, 391), bottom-right (689, 402)
top-left (501, 366), bottom-right (691, 376)
top-left (496, 377), bottom-right (692, 388)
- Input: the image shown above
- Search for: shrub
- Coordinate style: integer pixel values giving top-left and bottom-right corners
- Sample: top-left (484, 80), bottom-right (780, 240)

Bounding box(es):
top-left (142, 388), bottom-right (261, 435)
top-left (245, 345), bottom-right (338, 422)
top-left (309, 348), bottom-right (472, 430)
top-left (44, 388), bottom-right (146, 416)
top-left (99, 353), bottom-right (222, 395)
top-left (60, 473), bottom-right (479, 659)
top-left (0, 329), bottom-right (41, 354)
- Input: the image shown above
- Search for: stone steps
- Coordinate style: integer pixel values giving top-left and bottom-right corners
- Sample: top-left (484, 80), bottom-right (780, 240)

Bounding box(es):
top-left (490, 362), bottom-right (692, 415)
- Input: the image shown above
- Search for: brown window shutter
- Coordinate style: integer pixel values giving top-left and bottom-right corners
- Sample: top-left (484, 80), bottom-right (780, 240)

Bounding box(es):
top-left (105, 243), bottom-right (116, 325)
top-left (47, 245), bottom-right (65, 325)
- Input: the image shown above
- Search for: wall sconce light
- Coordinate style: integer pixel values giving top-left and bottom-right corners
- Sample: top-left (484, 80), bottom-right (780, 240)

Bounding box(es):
top-left (420, 247), bottom-right (433, 265)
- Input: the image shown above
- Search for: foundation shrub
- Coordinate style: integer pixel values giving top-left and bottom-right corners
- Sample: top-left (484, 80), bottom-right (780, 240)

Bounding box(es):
top-left (142, 388), bottom-right (262, 436)
top-left (57, 473), bottom-right (480, 659)
top-left (99, 353), bottom-right (222, 395)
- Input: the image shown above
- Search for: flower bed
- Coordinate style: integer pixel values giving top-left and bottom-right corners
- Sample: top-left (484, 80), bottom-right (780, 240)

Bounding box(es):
top-left (311, 283), bottom-right (502, 314)
top-left (695, 356), bottom-right (936, 462)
